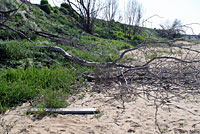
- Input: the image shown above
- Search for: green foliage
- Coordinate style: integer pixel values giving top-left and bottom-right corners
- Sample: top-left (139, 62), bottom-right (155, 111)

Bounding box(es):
top-left (40, 0), bottom-right (49, 5)
top-left (59, 7), bottom-right (69, 15)
top-left (109, 30), bottom-right (126, 40)
top-left (35, 90), bottom-right (67, 108)
top-left (53, 6), bottom-right (59, 13)
top-left (60, 3), bottom-right (79, 20)
top-left (0, 0), bottom-right (167, 113)
top-left (149, 54), bottom-right (157, 59)
top-left (0, 40), bottom-right (93, 111)
top-left (0, 66), bottom-right (77, 112)
top-left (94, 112), bottom-right (103, 119)
top-left (131, 34), bottom-right (146, 44)
top-left (0, 41), bottom-right (56, 68)
top-left (0, 41), bottom-right (33, 61)
top-left (93, 19), bottom-right (148, 44)
top-left (40, 4), bottom-right (51, 14)
top-left (0, 30), bottom-right (7, 40)
top-left (93, 26), bottom-right (110, 39)
top-left (61, 3), bottom-right (71, 9)
top-left (132, 34), bottom-right (145, 42)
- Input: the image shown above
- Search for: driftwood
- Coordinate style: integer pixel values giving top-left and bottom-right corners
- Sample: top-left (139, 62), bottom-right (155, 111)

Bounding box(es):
top-left (27, 108), bottom-right (100, 114)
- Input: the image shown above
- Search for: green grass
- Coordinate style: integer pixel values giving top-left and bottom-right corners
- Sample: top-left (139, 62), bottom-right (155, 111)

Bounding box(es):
top-left (149, 54), bottom-right (158, 59)
top-left (0, 65), bottom-right (77, 112)
top-left (0, 40), bottom-right (87, 112)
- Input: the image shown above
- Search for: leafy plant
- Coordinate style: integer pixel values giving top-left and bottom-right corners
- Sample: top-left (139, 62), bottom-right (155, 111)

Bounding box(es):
top-left (40, 0), bottom-right (49, 5)
top-left (36, 89), bottom-right (67, 108)
top-left (149, 54), bottom-right (157, 59)
top-left (0, 66), bottom-right (77, 112)
top-left (40, 4), bottom-right (51, 14)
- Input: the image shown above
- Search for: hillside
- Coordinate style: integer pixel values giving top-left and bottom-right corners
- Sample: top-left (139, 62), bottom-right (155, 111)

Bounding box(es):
top-left (0, 0), bottom-right (154, 112)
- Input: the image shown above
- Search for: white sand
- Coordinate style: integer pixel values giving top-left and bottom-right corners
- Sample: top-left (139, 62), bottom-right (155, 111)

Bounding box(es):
top-left (1, 87), bottom-right (200, 134)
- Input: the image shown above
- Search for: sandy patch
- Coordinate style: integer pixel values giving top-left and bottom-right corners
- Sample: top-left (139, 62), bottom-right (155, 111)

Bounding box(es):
top-left (1, 85), bottom-right (200, 134)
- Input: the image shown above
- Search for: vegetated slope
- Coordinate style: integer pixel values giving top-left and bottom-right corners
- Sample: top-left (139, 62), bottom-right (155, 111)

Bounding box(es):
top-left (0, 0), bottom-right (164, 112)
top-left (1, 0), bottom-right (153, 69)
top-left (0, 0), bottom-right (163, 42)
top-left (0, 0), bottom-right (82, 40)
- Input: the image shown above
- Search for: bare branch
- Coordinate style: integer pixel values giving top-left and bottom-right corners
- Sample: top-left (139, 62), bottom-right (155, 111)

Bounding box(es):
top-left (36, 40), bottom-right (200, 71)
top-left (0, 23), bottom-right (31, 41)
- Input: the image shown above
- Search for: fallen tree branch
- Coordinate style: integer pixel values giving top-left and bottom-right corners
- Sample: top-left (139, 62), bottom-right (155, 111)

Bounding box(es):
top-left (38, 46), bottom-right (112, 68)
top-left (37, 41), bottom-right (200, 69)
top-left (0, 9), bottom-right (18, 14)
top-left (0, 23), bottom-right (31, 41)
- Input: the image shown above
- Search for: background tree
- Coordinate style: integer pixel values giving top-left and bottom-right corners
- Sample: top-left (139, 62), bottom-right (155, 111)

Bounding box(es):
top-left (66, 0), bottom-right (102, 34)
top-left (40, 0), bottom-right (51, 14)
top-left (124, 0), bottom-right (143, 38)
top-left (159, 19), bottom-right (185, 39)
top-left (103, 0), bottom-right (119, 31)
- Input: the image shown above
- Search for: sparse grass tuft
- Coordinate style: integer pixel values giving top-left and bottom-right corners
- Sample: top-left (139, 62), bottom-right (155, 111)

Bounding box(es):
top-left (149, 54), bottom-right (158, 59)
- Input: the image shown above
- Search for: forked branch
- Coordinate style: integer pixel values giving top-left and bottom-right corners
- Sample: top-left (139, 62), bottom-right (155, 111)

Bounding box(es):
top-left (38, 40), bottom-right (200, 70)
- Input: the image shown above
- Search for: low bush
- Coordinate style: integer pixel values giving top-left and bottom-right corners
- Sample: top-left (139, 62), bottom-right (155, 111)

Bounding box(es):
top-left (40, 4), bottom-right (51, 14)
top-left (61, 3), bottom-right (71, 9)
top-left (40, 0), bottom-right (49, 5)
top-left (53, 6), bottom-right (59, 13)
top-left (59, 7), bottom-right (69, 15)
top-left (0, 65), bottom-right (77, 112)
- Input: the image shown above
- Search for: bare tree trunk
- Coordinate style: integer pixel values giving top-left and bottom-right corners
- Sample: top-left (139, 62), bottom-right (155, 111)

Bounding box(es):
top-left (124, 0), bottom-right (143, 37)
top-left (103, 0), bottom-right (119, 31)
top-left (66, 0), bottom-right (101, 33)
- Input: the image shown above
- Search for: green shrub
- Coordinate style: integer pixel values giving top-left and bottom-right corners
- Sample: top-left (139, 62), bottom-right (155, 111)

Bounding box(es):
top-left (56, 14), bottom-right (69, 25)
top-left (60, 3), bottom-right (74, 14)
top-left (40, 4), bottom-right (51, 14)
top-left (35, 89), bottom-right (67, 108)
top-left (61, 3), bottom-right (71, 9)
top-left (109, 30), bottom-right (125, 40)
top-left (40, 0), bottom-right (49, 5)
top-left (59, 7), bottom-right (69, 15)
top-left (132, 34), bottom-right (146, 44)
top-left (53, 6), bottom-right (59, 13)
top-left (149, 54), bottom-right (157, 59)
top-left (0, 66), bottom-right (77, 112)
top-left (0, 41), bottom-right (32, 60)
top-left (132, 34), bottom-right (145, 41)
top-left (0, 30), bottom-right (7, 40)
top-left (60, 3), bottom-right (79, 19)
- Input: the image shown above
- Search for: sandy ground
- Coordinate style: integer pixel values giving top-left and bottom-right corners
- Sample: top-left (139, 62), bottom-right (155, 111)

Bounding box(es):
top-left (1, 85), bottom-right (200, 134)
top-left (1, 41), bottom-right (200, 134)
